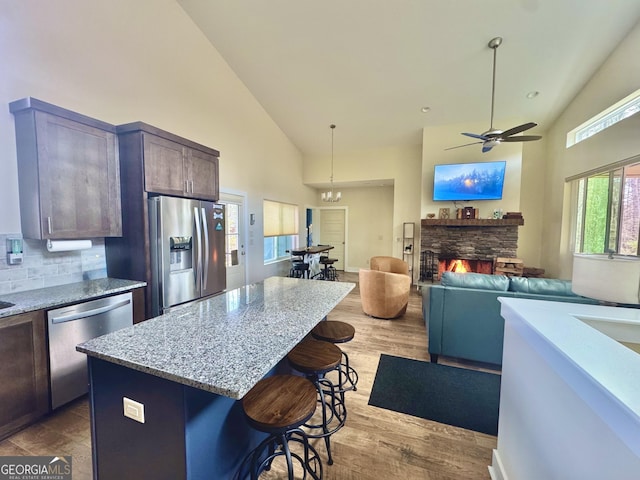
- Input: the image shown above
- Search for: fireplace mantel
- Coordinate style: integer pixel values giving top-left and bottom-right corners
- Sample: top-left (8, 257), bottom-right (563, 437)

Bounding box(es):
top-left (421, 218), bottom-right (524, 227)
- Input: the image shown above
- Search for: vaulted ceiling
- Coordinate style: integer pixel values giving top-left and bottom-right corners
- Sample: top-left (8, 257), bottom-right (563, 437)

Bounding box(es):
top-left (178, 1), bottom-right (640, 157)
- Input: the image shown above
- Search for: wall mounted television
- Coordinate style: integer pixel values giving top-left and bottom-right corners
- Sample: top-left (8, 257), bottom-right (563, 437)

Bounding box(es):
top-left (433, 161), bottom-right (506, 201)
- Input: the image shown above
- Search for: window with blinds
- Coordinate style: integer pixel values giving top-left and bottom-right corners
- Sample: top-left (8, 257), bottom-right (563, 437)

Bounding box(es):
top-left (263, 200), bottom-right (299, 263)
top-left (263, 200), bottom-right (299, 237)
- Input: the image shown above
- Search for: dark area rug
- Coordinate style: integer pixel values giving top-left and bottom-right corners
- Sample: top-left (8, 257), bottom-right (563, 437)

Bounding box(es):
top-left (368, 354), bottom-right (501, 435)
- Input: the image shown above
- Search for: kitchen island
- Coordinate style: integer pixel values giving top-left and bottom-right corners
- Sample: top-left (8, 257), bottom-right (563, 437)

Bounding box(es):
top-left (77, 276), bottom-right (355, 479)
top-left (490, 298), bottom-right (640, 480)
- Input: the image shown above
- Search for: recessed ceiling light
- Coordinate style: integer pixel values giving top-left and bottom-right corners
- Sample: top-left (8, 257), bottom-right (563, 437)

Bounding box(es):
top-left (526, 91), bottom-right (539, 99)
top-left (421, 106), bottom-right (431, 113)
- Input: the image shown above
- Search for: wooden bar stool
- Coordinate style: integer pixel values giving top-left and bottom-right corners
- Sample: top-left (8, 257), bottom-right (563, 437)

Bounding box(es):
top-left (287, 339), bottom-right (346, 465)
top-left (311, 321), bottom-right (359, 394)
top-left (291, 262), bottom-right (310, 279)
top-left (318, 257), bottom-right (338, 281)
top-left (238, 375), bottom-right (323, 480)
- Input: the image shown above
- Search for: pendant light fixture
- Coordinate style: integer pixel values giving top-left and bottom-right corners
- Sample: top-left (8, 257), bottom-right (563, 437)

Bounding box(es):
top-left (321, 124), bottom-right (341, 202)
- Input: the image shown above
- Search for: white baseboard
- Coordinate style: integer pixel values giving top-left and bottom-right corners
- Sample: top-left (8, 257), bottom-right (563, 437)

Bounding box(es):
top-left (488, 449), bottom-right (508, 480)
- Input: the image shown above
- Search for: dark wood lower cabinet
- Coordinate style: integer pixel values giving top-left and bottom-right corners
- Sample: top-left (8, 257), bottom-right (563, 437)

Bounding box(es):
top-left (0, 310), bottom-right (49, 440)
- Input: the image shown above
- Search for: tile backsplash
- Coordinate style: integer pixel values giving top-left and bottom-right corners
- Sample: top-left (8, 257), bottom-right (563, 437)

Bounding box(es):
top-left (0, 233), bottom-right (107, 294)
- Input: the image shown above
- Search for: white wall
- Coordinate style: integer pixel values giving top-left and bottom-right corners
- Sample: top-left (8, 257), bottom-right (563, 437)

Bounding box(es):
top-left (421, 19), bottom-right (640, 279)
top-left (305, 144), bottom-right (422, 270)
top-left (0, 0), bottom-right (316, 284)
top-left (314, 186), bottom-right (395, 272)
top-left (420, 122), bottom-right (547, 270)
top-left (540, 20), bottom-right (640, 279)
top-left (421, 122), bottom-right (524, 220)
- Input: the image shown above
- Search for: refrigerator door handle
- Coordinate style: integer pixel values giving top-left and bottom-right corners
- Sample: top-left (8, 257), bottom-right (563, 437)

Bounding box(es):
top-left (201, 207), bottom-right (210, 290)
top-left (194, 207), bottom-right (202, 289)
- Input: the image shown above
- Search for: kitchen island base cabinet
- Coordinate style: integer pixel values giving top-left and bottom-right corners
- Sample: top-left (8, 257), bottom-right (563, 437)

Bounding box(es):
top-left (89, 358), bottom-right (266, 479)
top-left (0, 310), bottom-right (49, 440)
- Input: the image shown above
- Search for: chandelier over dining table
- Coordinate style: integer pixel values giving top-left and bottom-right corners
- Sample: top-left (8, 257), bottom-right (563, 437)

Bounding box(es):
top-left (321, 124), bottom-right (341, 202)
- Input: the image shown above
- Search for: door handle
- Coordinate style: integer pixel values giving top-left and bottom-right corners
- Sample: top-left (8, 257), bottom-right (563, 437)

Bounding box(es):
top-left (194, 207), bottom-right (202, 287)
top-left (201, 207), bottom-right (209, 289)
top-left (50, 298), bottom-right (131, 324)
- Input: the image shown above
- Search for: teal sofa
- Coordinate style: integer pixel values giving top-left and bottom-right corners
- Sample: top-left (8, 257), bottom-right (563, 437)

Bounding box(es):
top-left (423, 272), bottom-right (599, 366)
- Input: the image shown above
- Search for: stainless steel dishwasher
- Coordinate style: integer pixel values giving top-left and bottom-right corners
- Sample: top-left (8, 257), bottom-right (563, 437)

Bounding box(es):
top-left (48, 291), bottom-right (133, 409)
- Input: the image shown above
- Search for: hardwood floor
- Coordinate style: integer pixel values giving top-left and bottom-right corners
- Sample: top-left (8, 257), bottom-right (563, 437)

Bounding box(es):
top-left (0, 272), bottom-right (497, 479)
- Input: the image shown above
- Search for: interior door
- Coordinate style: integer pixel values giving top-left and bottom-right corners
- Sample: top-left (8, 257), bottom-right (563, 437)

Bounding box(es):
top-left (319, 208), bottom-right (346, 270)
top-left (219, 193), bottom-right (247, 290)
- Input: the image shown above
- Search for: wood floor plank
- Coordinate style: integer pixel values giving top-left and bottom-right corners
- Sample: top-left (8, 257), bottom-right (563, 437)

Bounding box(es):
top-left (262, 272), bottom-right (496, 479)
top-left (3, 272), bottom-right (497, 479)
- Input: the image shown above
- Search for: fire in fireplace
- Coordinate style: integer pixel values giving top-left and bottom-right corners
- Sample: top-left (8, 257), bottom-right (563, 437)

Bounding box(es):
top-left (438, 258), bottom-right (493, 276)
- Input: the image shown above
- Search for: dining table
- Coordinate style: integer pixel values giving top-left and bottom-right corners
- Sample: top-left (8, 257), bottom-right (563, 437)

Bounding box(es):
top-left (291, 245), bottom-right (334, 278)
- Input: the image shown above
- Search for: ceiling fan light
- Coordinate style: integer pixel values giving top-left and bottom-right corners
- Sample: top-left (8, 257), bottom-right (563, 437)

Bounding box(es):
top-left (445, 37), bottom-right (542, 153)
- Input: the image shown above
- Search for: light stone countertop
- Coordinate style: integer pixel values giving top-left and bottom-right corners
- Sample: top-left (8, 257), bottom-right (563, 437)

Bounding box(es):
top-left (0, 278), bottom-right (147, 318)
top-left (499, 297), bottom-right (640, 454)
top-left (77, 276), bottom-right (355, 399)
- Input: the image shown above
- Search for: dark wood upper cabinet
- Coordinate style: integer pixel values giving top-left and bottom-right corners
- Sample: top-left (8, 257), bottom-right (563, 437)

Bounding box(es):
top-left (118, 122), bottom-right (219, 202)
top-left (142, 134), bottom-right (186, 197)
top-left (10, 98), bottom-right (122, 239)
top-left (106, 123), bottom-right (220, 317)
top-left (185, 147), bottom-right (219, 201)
top-left (0, 310), bottom-right (49, 441)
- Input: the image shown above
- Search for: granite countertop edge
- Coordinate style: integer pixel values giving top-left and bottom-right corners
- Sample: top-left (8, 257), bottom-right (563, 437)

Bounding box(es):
top-left (76, 277), bottom-right (356, 400)
top-left (75, 347), bottom-right (240, 398)
top-left (0, 278), bottom-right (147, 319)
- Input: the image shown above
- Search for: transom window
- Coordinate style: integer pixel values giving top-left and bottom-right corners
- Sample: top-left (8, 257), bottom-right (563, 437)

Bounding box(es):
top-left (567, 88), bottom-right (640, 147)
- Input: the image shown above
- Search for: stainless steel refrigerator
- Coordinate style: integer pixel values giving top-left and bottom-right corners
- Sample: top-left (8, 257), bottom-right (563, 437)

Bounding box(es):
top-left (148, 196), bottom-right (226, 317)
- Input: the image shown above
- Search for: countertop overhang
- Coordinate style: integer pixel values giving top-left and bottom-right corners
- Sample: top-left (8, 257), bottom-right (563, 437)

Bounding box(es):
top-left (77, 276), bottom-right (355, 399)
top-left (0, 278), bottom-right (147, 318)
top-left (499, 297), bottom-right (640, 455)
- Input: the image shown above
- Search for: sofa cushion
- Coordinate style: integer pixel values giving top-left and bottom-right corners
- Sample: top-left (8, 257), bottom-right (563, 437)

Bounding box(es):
top-left (509, 277), bottom-right (577, 296)
top-left (440, 272), bottom-right (509, 291)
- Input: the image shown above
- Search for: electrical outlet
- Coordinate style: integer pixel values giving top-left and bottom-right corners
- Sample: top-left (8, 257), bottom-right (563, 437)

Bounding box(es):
top-left (123, 397), bottom-right (145, 423)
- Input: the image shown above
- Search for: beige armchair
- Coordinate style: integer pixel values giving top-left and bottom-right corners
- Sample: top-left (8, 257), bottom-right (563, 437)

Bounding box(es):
top-left (370, 256), bottom-right (410, 275)
top-left (359, 256), bottom-right (411, 319)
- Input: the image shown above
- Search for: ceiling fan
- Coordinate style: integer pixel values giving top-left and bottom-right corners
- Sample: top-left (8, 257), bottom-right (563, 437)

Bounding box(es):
top-left (446, 37), bottom-right (542, 153)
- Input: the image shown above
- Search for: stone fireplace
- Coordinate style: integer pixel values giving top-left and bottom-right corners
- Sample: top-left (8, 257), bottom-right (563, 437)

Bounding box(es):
top-left (419, 218), bottom-right (524, 279)
top-left (439, 258), bottom-right (494, 275)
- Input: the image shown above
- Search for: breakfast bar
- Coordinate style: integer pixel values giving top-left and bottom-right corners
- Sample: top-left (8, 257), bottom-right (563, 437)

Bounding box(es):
top-left (77, 276), bottom-right (355, 479)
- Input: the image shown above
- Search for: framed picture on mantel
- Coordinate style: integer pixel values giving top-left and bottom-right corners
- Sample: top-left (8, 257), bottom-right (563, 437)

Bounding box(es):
top-left (438, 208), bottom-right (450, 219)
